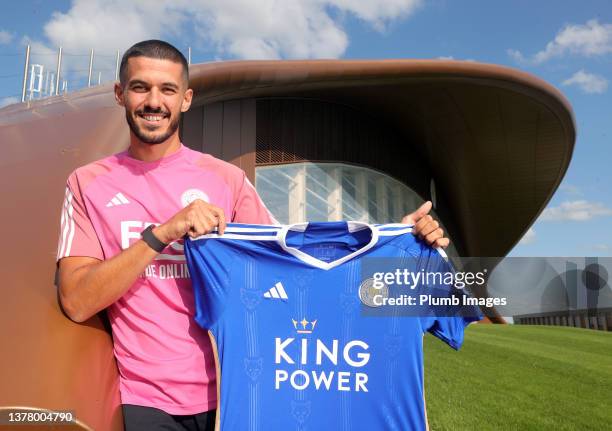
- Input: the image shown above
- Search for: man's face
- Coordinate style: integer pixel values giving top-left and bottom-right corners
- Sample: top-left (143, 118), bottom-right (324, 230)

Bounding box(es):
top-left (115, 56), bottom-right (192, 145)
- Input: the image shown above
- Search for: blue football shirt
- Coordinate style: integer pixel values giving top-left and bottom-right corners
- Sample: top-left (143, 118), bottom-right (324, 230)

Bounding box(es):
top-left (184, 221), bottom-right (482, 430)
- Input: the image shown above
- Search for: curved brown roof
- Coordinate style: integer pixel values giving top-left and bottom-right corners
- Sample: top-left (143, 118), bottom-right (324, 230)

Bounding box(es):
top-left (190, 59), bottom-right (574, 112)
top-left (0, 59), bottom-right (575, 428)
top-left (188, 59), bottom-right (575, 256)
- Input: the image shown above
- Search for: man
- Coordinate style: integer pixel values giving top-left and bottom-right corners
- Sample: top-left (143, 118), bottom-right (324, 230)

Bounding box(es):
top-left (56, 40), bottom-right (449, 431)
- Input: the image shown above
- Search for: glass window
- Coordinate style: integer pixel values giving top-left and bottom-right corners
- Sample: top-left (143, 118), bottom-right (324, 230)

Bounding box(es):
top-left (341, 169), bottom-right (361, 221)
top-left (257, 162), bottom-right (432, 225)
top-left (305, 165), bottom-right (330, 221)
top-left (367, 176), bottom-right (379, 223)
top-left (256, 162), bottom-right (457, 255)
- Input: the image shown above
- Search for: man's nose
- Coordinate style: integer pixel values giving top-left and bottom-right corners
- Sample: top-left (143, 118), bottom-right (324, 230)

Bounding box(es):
top-left (145, 87), bottom-right (162, 110)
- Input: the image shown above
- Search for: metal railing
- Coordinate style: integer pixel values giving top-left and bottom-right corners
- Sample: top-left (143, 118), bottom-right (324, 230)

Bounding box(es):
top-left (515, 308), bottom-right (612, 331)
top-left (0, 45), bottom-right (193, 108)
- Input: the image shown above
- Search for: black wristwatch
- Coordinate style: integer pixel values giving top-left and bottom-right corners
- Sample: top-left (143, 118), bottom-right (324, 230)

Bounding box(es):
top-left (141, 225), bottom-right (168, 253)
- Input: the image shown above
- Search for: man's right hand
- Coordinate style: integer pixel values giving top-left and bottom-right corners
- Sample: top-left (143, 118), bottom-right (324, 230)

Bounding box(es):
top-left (58, 199), bottom-right (226, 323)
top-left (153, 199), bottom-right (227, 243)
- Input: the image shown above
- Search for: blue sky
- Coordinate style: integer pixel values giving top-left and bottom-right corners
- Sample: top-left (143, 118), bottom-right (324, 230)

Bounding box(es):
top-left (1, 0), bottom-right (611, 257)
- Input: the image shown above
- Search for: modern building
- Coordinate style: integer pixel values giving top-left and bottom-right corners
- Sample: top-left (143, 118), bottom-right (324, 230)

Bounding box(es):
top-left (510, 257), bottom-right (612, 331)
top-left (0, 59), bottom-right (575, 429)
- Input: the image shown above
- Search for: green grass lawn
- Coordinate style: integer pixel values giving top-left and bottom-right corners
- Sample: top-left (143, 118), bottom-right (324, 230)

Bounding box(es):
top-left (423, 325), bottom-right (612, 431)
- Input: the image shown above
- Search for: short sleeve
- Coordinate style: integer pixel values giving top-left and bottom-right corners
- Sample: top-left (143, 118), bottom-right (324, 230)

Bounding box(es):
top-left (420, 248), bottom-right (483, 350)
top-left (232, 173), bottom-right (278, 225)
top-left (56, 173), bottom-right (104, 261)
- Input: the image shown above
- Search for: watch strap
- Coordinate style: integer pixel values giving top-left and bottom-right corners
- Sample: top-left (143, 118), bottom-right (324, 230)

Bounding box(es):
top-left (141, 225), bottom-right (168, 253)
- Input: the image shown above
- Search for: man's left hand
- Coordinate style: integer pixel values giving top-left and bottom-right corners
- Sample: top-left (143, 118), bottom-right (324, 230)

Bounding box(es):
top-left (401, 201), bottom-right (450, 249)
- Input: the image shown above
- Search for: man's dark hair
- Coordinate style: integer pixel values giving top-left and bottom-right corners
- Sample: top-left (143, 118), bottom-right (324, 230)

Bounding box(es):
top-left (119, 40), bottom-right (189, 87)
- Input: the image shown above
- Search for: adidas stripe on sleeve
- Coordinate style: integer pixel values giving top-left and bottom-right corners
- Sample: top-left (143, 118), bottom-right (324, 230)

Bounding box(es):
top-left (56, 173), bottom-right (104, 261)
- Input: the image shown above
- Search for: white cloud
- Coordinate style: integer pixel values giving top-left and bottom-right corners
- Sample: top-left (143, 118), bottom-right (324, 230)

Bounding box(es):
top-left (541, 200), bottom-right (612, 221)
top-left (509, 19), bottom-right (612, 64)
top-left (189, 0), bottom-right (348, 59)
top-left (16, 0), bottom-right (421, 96)
top-left (43, 1), bottom-right (181, 56)
top-left (436, 55), bottom-right (477, 62)
top-left (562, 70), bottom-right (608, 94)
top-left (507, 48), bottom-right (525, 63)
top-left (325, 0), bottom-right (422, 31)
top-left (0, 97), bottom-right (19, 108)
top-left (518, 228), bottom-right (536, 245)
top-left (592, 244), bottom-right (610, 252)
top-left (0, 30), bottom-right (14, 45)
top-left (560, 184), bottom-right (582, 196)
top-left (35, 0), bottom-right (421, 61)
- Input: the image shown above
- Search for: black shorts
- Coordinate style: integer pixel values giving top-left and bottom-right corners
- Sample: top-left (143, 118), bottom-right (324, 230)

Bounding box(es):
top-left (122, 404), bottom-right (216, 431)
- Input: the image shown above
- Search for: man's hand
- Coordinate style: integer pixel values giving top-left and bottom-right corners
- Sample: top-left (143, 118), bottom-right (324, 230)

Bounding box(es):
top-left (58, 199), bottom-right (227, 323)
top-left (401, 201), bottom-right (450, 249)
top-left (153, 199), bottom-right (227, 243)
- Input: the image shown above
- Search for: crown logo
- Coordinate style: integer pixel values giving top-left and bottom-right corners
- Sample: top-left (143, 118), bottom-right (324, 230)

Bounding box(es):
top-left (292, 318), bottom-right (318, 334)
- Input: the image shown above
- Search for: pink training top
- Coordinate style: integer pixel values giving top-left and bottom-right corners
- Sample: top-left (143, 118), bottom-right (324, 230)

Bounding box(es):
top-left (56, 144), bottom-right (275, 415)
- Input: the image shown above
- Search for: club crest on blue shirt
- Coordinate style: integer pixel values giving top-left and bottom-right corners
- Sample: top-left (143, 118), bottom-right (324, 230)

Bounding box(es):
top-left (359, 277), bottom-right (389, 307)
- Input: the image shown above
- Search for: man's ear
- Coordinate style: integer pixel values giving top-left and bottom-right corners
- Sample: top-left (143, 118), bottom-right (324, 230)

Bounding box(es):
top-left (114, 82), bottom-right (125, 107)
top-left (181, 88), bottom-right (193, 113)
